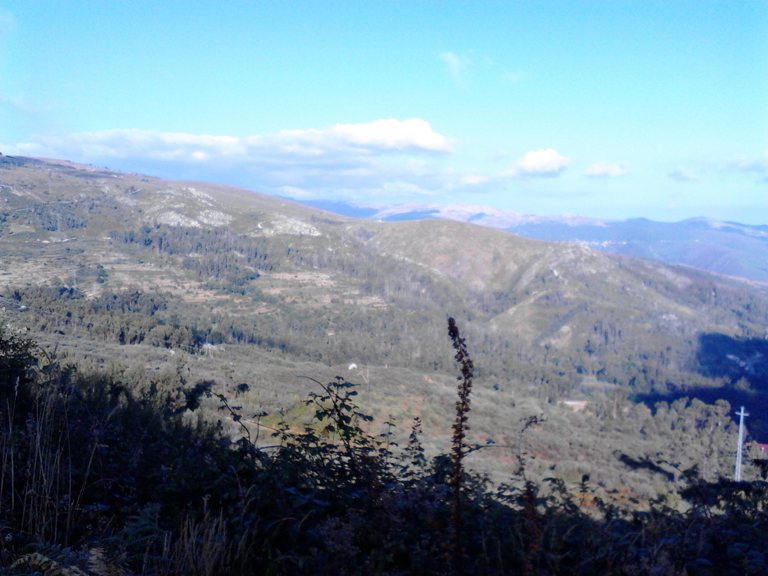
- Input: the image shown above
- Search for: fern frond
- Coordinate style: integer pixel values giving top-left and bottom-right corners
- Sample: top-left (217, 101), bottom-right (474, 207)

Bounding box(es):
top-left (11, 552), bottom-right (89, 576)
top-left (87, 547), bottom-right (131, 576)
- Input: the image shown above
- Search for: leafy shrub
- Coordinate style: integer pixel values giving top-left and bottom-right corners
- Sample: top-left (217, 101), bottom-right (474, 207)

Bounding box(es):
top-left (1, 321), bottom-right (767, 575)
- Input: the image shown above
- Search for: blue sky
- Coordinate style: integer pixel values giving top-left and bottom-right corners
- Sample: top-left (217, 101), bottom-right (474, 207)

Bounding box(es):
top-left (1, 1), bottom-right (766, 223)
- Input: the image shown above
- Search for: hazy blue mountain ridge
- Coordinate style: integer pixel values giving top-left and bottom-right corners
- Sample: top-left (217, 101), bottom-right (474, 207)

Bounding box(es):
top-left (299, 200), bottom-right (768, 284)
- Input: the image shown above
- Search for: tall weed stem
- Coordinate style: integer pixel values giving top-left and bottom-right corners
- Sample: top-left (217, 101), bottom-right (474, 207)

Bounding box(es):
top-left (447, 317), bottom-right (474, 576)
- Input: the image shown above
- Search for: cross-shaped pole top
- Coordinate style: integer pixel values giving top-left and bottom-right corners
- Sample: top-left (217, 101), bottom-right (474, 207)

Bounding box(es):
top-left (737, 406), bottom-right (749, 418)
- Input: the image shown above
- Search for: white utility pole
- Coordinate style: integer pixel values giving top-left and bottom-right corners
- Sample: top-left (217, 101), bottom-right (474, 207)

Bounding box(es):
top-left (735, 406), bottom-right (749, 481)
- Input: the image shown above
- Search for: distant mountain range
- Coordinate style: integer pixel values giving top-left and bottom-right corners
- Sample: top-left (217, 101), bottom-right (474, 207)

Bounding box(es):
top-left (300, 200), bottom-right (768, 284)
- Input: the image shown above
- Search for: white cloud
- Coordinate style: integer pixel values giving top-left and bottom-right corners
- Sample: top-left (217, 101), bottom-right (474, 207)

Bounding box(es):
top-left (585, 161), bottom-right (628, 178)
top-left (330, 119), bottom-right (452, 152)
top-left (728, 153), bottom-right (768, 181)
top-left (9, 119), bottom-right (455, 203)
top-left (440, 51), bottom-right (525, 90)
top-left (278, 186), bottom-right (316, 200)
top-left (71, 130), bottom-right (247, 160)
top-left (0, 93), bottom-right (53, 117)
top-left (668, 167), bottom-right (700, 182)
top-left (439, 51), bottom-right (469, 87)
top-left (23, 119), bottom-right (451, 163)
top-left (499, 70), bottom-right (524, 85)
top-left (461, 174), bottom-right (489, 186)
top-left (513, 148), bottom-right (570, 177)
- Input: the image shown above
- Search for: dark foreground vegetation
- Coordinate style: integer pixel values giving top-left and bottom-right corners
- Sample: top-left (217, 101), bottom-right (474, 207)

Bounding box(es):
top-left (0, 322), bottom-right (767, 575)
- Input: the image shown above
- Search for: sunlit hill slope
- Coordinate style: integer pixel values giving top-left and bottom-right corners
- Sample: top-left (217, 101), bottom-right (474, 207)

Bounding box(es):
top-left (2, 154), bottom-right (768, 498)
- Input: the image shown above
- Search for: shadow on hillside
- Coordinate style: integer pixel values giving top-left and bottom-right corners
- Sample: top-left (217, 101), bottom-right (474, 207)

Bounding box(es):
top-left (633, 386), bottom-right (768, 439)
top-left (696, 332), bottom-right (768, 390)
top-left (632, 332), bottom-right (768, 440)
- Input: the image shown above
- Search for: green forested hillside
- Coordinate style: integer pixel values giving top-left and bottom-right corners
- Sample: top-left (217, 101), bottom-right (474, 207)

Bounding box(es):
top-left (2, 155), bottom-right (768, 502)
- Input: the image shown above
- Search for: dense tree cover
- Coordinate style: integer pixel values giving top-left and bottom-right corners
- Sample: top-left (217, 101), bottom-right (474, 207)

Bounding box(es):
top-left (5, 273), bottom-right (765, 410)
top-left (118, 225), bottom-right (272, 286)
top-left (74, 221), bottom-right (767, 400)
top-left (29, 203), bottom-right (88, 231)
top-left (4, 286), bottom-right (201, 351)
top-left (1, 323), bottom-right (767, 575)
top-left (4, 282), bottom-right (466, 371)
top-left (6, 281), bottom-right (752, 499)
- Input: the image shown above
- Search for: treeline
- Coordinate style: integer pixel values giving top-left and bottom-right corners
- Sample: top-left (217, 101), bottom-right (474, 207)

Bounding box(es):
top-left (2, 279), bottom-right (736, 400)
top-left (4, 284), bottom-right (461, 371)
top-left (1, 199), bottom-right (102, 234)
top-left (117, 224), bottom-right (274, 286)
top-left (5, 286), bottom-right (201, 351)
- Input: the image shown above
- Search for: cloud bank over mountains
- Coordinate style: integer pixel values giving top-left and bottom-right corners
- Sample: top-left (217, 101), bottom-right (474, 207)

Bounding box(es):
top-left (20, 119), bottom-right (452, 161)
top-left (5, 119), bottom-right (766, 220)
top-left (6, 119), bottom-right (584, 203)
top-left (8, 119), bottom-right (454, 202)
